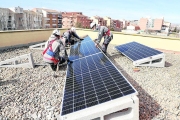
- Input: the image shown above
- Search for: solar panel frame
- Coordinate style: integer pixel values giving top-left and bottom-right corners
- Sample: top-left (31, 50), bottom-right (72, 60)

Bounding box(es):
top-left (61, 36), bottom-right (138, 117)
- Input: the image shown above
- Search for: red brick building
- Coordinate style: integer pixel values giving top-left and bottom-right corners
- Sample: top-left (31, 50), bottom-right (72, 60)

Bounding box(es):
top-left (111, 19), bottom-right (123, 31)
top-left (32, 8), bottom-right (62, 28)
top-left (62, 12), bottom-right (92, 28)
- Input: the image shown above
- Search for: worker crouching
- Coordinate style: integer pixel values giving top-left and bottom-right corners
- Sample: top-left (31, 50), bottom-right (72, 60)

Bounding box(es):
top-left (43, 29), bottom-right (72, 71)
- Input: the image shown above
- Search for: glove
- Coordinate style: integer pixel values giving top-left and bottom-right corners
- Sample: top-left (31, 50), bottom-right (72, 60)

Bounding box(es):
top-left (80, 38), bottom-right (84, 41)
top-left (67, 59), bottom-right (73, 64)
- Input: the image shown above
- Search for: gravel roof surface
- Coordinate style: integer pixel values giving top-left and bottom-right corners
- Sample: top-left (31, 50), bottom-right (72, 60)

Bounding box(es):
top-left (0, 44), bottom-right (180, 120)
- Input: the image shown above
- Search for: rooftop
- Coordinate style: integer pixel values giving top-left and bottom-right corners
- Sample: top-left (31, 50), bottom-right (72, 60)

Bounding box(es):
top-left (32, 8), bottom-right (60, 13)
top-left (0, 30), bottom-right (180, 119)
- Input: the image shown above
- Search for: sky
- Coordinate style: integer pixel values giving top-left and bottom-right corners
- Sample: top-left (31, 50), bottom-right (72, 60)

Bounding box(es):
top-left (1, 0), bottom-right (180, 24)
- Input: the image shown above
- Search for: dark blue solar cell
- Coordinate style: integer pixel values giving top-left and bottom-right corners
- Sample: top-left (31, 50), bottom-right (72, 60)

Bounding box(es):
top-left (74, 105), bottom-right (86, 112)
top-left (115, 42), bottom-right (163, 61)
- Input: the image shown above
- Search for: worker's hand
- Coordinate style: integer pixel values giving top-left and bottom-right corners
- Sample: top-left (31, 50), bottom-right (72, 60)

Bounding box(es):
top-left (80, 38), bottom-right (84, 41)
top-left (95, 43), bottom-right (98, 48)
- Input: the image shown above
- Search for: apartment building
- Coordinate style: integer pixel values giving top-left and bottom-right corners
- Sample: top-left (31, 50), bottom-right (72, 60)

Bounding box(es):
top-left (11, 7), bottom-right (43, 30)
top-left (130, 20), bottom-right (139, 26)
top-left (62, 12), bottom-right (92, 28)
top-left (139, 17), bottom-right (164, 32)
top-left (32, 8), bottom-right (62, 28)
top-left (91, 16), bottom-right (107, 26)
top-left (103, 17), bottom-right (111, 28)
top-left (0, 7), bottom-right (16, 30)
top-left (119, 19), bottom-right (129, 30)
top-left (0, 6), bottom-right (43, 31)
top-left (111, 19), bottom-right (123, 31)
top-left (24, 10), bottom-right (42, 29)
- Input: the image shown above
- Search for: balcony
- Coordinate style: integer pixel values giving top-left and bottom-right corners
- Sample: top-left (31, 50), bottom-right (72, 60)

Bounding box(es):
top-left (7, 24), bottom-right (12, 28)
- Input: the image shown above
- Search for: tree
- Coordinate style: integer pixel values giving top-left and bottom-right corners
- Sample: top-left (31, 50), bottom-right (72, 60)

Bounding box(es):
top-left (174, 27), bottom-right (177, 32)
top-left (75, 22), bottom-right (82, 28)
top-left (86, 26), bottom-right (89, 29)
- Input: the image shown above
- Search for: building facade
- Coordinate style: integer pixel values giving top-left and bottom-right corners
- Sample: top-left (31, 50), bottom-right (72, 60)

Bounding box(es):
top-left (111, 19), bottom-right (123, 31)
top-left (0, 8), bottom-right (16, 30)
top-left (103, 17), bottom-right (111, 29)
top-left (91, 16), bottom-right (107, 26)
top-left (62, 12), bottom-right (92, 28)
top-left (32, 8), bottom-right (62, 29)
top-left (139, 17), bottom-right (164, 32)
top-left (0, 7), bottom-right (43, 31)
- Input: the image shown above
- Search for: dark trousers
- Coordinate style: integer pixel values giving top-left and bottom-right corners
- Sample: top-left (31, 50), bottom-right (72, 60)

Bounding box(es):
top-left (102, 36), bottom-right (112, 54)
top-left (50, 57), bottom-right (66, 71)
top-left (65, 39), bottom-right (75, 46)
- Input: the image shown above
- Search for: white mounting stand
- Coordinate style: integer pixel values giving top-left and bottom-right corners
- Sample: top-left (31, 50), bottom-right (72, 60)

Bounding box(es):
top-left (133, 53), bottom-right (165, 67)
top-left (29, 42), bottom-right (46, 50)
top-left (0, 53), bottom-right (35, 68)
top-left (60, 95), bottom-right (139, 120)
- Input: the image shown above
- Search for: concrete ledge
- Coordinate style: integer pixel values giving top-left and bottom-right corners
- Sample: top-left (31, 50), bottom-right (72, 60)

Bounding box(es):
top-left (76, 29), bottom-right (180, 52)
top-left (1, 28), bottom-right (180, 52)
top-left (0, 28), bottom-right (69, 48)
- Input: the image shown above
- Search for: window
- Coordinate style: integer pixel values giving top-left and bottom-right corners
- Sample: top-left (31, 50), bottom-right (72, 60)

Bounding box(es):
top-left (46, 26), bottom-right (49, 28)
top-left (53, 20), bottom-right (56, 23)
top-left (47, 20), bottom-right (50, 23)
top-left (47, 14), bottom-right (50, 17)
top-left (52, 14), bottom-right (56, 17)
top-left (53, 25), bottom-right (56, 28)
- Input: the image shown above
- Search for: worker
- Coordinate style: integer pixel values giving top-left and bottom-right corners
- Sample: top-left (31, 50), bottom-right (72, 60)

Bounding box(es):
top-left (43, 29), bottom-right (72, 71)
top-left (90, 22), bottom-right (113, 54)
top-left (62, 27), bottom-right (84, 46)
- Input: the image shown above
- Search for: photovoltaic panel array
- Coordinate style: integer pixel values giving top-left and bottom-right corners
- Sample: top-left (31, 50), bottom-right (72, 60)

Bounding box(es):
top-left (69, 36), bottom-right (101, 61)
top-left (61, 36), bottom-right (137, 116)
top-left (115, 41), bottom-right (163, 61)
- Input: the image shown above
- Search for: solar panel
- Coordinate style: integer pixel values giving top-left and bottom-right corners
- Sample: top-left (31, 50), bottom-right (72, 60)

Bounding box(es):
top-left (69, 37), bottom-right (101, 61)
top-left (115, 41), bottom-right (162, 61)
top-left (115, 42), bottom-right (165, 67)
top-left (62, 53), bottom-right (136, 115)
top-left (61, 36), bottom-right (137, 116)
